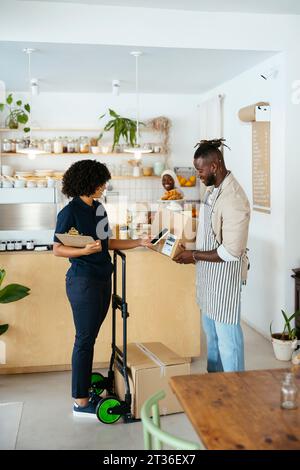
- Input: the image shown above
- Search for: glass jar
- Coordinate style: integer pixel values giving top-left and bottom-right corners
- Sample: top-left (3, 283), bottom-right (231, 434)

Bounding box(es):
top-left (2, 138), bottom-right (11, 153)
top-left (53, 137), bottom-right (63, 154)
top-left (62, 136), bottom-right (68, 153)
top-left (10, 139), bottom-right (16, 153)
top-left (14, 241), bottom-right (22, 251)
top-left (16, 139), bottom-right (24, 152)
top-left (7, 241), bottom-right (15, 251)
top-left (79, 136), bottom-right (89, 153)
top-left (26, 240), bottom-right (35, 250)
top-left (119, 225), bottom-right (128, 240)
top-left (281, 372), bottom-right (298, 409)
top-left (67, 139), bottom-right (75, 153)
top-left (0, 241), bottom-right (6, 251)
top-left (44, 139), bottom-right (52, 153)
top-left (38, 139), bottom-right (44, 151)
top-left (74, 138), bottom-right (80, 153)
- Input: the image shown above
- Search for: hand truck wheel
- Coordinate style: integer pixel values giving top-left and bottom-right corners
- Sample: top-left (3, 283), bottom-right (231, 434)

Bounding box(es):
top-left (90, 372), bottom-right (106, 396)
top-left (96, 396), bottom-right (122, 424)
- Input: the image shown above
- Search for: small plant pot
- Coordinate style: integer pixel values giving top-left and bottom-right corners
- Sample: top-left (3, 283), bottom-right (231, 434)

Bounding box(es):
top-left (271, 334), bottom-right (298, 361)
top-left (5, 115), bottom-right (18, 129)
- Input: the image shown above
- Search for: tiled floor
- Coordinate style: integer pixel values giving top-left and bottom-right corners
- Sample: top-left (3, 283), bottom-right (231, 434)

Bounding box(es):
top-left (0, 322), bottom-right (288, 450)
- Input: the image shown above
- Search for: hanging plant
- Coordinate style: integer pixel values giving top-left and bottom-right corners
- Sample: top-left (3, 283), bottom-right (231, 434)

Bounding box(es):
top-left (0, 93), bottom-right (30, 132)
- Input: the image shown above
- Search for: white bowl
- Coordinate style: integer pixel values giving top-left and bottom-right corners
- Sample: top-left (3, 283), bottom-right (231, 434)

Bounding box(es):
top-left (2, 165), bottom-right (14, 177)
top-left (2, 180), bottom-right (13, 188)
top-left (91, 146), bottom-right (100, 154)
top-left (26, 180), bottom-right (37, 188)
top-left (14, 180), bottom-right (26, 188)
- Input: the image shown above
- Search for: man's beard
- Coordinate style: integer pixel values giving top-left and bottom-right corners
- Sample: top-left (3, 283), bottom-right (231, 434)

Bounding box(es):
top-left (206, 173), bottom-right (217, 186)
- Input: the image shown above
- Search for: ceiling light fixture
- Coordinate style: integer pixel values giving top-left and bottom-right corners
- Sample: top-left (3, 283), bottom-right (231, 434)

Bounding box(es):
top-left (31, 78), bottom-right (39, 96)
top-left (18, 48), bottom-right (45, 159)
top-left (112, 79), bottom-right (120, 96)
top-left (124, 51), bottom-right (152, 159)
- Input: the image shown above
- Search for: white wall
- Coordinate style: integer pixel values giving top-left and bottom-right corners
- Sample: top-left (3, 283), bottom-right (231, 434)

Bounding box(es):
top-left (198, 53), bottom-right (287, 337)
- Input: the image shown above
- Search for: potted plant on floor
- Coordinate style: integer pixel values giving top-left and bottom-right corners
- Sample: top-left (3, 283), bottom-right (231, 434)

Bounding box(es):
top-left (0, 93), bottom-right (30, 132)
top-left (270, 309), bottom-right (300, 361)
top-left (0, 268), bottom-right (30, 336)
top-left (99, 108), bottom-right (143, 151)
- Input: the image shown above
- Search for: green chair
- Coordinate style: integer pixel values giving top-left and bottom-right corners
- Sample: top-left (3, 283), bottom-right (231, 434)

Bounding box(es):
top-left (141, 390), bottom-right (203, 450)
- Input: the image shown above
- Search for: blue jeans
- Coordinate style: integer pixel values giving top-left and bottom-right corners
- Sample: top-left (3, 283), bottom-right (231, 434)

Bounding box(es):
top-left (202, 313), bottom-right (245, 372)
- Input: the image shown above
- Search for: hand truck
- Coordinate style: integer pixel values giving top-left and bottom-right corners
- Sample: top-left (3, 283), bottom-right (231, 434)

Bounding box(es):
top-left (90, 250), bottom-right (135, 424)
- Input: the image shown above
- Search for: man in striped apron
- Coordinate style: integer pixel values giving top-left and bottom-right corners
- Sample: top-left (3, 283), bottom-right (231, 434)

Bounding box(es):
top-left (174, 139), bottom-right (250, 372)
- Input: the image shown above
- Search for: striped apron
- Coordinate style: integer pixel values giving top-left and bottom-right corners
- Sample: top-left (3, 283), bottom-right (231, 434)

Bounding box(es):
top-left (196, 185), bottom-right (242, 325)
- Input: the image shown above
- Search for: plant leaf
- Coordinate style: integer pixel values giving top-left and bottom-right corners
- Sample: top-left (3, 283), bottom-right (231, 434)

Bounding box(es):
top-left (0, 103), bottom-right (5, 112)
top-left (16, 100), bottom-right (22, 106)
top-left (0, 269), bottom-right (6, 287)
top-left (99, 113), bottom-right (106, 120)
top-left (0, 284), bottom-right (30, 303)
top-left (109, 109), bottom-right (119, 118)
top-left (6, 94), bottom-right (13, 105)
top-left (287, 310), bottom-right (300, 322)
top-left (24, 103), bottom-right (30, 113)
top-left (0, 324), bottom-right (9, 336)
top-left (23, 127), bottom-right (30, 133)
top-left (104, 120), bottom-right (115, 131)
top-left (281, 309), bottom-right (291, 337)
top-left (17, 113), bottom-right (28, 124)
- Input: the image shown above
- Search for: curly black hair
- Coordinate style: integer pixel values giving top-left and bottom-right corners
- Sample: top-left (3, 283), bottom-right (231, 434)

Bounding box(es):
top-left (194, 138), bottom-right (231, 160)
top-left (62, 160), bottom-right (111, 198)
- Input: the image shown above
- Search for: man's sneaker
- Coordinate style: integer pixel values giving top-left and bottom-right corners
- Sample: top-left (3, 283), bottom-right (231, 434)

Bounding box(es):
top-left (73, 400), bottom-right (97, 418)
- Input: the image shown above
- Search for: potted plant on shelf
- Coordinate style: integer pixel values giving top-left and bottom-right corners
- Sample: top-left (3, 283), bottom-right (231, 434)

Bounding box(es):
top-left (99, 108), bottom-right (144, 152)
top-left (0, 93), bottom-right (30, 132)
top-left (270, 309), bottom-right (300, 361)
top-left (0, 268), bottom-right (30, 337)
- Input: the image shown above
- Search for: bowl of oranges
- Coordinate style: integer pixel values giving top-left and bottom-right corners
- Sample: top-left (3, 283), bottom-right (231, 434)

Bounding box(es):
top-left (175, 167), bottom-right (197, 187)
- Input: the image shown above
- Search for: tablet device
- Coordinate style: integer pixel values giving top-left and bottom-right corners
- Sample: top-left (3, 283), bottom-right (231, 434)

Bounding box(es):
top-left (55, 233), bottom-right (96, 248)
top-left (150, 228), bottom-right (169, 245)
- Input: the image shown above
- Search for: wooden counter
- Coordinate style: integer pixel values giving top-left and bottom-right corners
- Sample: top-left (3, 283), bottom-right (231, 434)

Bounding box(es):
top-left (0, 250), bottom-right (200, 374)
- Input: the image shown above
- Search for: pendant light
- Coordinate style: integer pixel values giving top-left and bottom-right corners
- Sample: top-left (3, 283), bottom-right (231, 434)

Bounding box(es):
top-left (18, 48), bottom-right (45, 159)
top-left (124, 51), bottom-right (152, 159)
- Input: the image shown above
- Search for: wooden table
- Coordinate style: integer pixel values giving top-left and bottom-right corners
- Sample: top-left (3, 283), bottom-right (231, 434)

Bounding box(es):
top-left (170, 368), bottom-right (300, 450)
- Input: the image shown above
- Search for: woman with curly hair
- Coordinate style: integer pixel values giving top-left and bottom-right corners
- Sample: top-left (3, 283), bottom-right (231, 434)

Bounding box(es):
top-left (53, 159), bottom-right (150, 418)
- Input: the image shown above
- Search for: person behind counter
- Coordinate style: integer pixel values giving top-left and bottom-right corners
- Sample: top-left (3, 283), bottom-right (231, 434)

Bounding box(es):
top-left (160, 169), bottom-right (184, 201)
top-left (53, 160), bottom-right (151, 418)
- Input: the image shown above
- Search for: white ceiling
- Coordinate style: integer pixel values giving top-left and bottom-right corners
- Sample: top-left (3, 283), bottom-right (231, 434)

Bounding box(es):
top-left (19, 0), bottom-right (300, 15)
top-left (0, 41), bottom-right (276, 94)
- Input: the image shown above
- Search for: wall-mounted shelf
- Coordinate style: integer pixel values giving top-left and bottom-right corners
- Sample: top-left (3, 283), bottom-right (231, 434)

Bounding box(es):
top-left (112, 176), bottom-right (160, 180)
top-left (0, 152), bottom-right (166, 157)
top-left (0, 128), bottom-right (102, 132)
